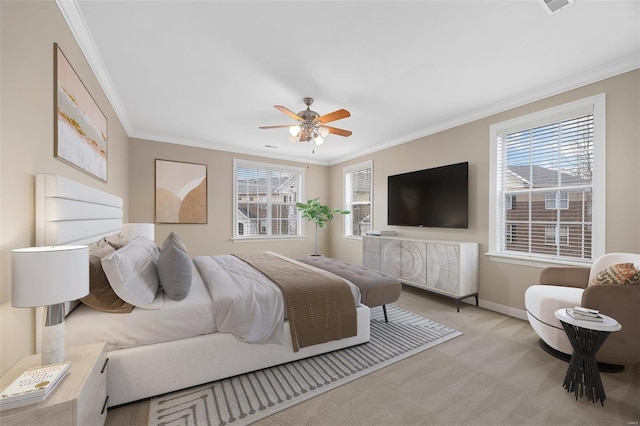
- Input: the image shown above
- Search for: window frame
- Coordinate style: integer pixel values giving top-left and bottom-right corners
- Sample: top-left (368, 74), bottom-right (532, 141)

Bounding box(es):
top-left (343, 160), bottom-right (373, 239)
top-left (488, 94), bottom-right (606, 267)
top-left (233, 159), bottom-right (305, 240)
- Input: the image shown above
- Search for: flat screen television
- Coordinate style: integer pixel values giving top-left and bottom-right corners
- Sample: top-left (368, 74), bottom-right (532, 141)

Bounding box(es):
top-left (387, 161), bottom-right (468, 228)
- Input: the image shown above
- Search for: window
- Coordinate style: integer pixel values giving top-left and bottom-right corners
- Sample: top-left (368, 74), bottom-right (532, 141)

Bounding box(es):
top-left (344, 161), bottom-right (372, 238)
top-left (234, 160), bottom-right (304, 238)
top-left (506, 224), bottom-right (516, 243)
top-left (545, 191), bottom-right (568, 210)
top-left (545, 225), bottom-right (569, 246)
top-left (489, 94), bottom-right (605, 264)
top-left (505, 194), bottom-right (515, 210)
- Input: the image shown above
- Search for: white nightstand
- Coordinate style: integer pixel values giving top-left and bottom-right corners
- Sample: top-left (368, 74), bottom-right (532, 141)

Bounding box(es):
top-left (0, 342), bottom-right (109, 426)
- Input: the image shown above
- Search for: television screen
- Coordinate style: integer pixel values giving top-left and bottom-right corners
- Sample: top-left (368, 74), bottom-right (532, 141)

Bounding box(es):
top-left (387, 162), bottom-right (468, 228)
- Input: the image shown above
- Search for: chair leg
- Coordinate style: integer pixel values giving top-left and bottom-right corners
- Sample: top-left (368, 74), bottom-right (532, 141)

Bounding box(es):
top-left (383, 305), bottom-right (388, 323)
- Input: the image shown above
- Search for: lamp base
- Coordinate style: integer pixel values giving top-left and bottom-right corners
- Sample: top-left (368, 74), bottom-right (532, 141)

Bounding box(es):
top-left (42, 322), bottom-right (65, 364)
top-left (42, 304), bottom-right (65, 365)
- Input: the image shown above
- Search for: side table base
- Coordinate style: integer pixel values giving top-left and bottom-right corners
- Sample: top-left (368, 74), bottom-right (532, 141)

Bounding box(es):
top-left (560, 322), bottom-right (611, 405)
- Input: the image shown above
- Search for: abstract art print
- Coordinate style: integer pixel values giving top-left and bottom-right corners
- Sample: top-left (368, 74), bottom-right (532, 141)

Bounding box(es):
top-left (155, 159), bottom-right (207, 223)
top-left (54, 43), bottom-right (108, 181)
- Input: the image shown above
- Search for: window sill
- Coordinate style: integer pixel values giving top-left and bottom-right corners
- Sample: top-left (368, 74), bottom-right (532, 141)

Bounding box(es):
top-left (485, 251), bottom-right (593, 269)
top-left (232, 236), bottom-right (306, 243)
top-left (342, 236), bottom-right (363, 242)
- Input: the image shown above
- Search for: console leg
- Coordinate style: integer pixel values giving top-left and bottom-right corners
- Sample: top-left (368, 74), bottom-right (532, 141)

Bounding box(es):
top-left (383, 305), bottom-right (388, 323)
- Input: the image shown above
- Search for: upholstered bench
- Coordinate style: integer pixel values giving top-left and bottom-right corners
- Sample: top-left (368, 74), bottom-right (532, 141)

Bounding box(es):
top-left (298, 256), bottom-right (402, 322)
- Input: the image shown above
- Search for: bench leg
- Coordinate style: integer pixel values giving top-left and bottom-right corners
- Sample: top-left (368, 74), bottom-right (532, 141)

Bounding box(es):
top-left (383, 305), bottom-right (388, 323)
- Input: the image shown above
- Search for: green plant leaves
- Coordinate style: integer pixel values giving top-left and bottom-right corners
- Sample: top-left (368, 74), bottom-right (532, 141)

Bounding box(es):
top-left (296, 198), bottom-right (350, 227)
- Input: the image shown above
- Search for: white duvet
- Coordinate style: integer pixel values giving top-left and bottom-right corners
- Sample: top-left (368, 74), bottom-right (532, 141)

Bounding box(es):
top-left (66, 253), bottom-right (361, 352)
top-left (194, 255), bottom-right (285, 345)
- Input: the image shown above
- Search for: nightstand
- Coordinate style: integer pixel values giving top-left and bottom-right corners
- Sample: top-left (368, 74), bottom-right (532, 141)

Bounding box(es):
top-left (0, 342), bottom-right (109, 426)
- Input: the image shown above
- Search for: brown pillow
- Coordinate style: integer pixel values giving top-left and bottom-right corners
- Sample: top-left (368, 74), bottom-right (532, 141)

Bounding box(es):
top-left (590, 263), bottom-right (640, 286)
top-left (81, 244), bottom-right (134, 313)
top-left (105, 233), bottom-right (129, 250)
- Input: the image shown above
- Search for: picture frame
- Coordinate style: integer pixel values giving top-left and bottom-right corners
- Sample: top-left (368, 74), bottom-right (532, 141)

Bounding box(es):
top-left (155, 159), bottom-right (207, 224)
top-left (54, 43), bottom-right (108, 182)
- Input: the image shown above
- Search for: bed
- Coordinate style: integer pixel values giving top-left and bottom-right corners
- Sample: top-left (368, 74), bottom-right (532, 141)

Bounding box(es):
top-left (34, 173), bottom-right (370, 407)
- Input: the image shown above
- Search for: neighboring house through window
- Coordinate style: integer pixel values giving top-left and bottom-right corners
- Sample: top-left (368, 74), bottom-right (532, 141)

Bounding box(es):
top-left (489, 94), bottom-right (605, 264)
top-left (344, 160), bottom-right (372, 238)
top-left (234, 159), bottom-right (304, 238)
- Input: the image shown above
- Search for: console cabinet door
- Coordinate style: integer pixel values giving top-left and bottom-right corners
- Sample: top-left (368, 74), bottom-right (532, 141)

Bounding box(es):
top-left (426, 243), bottom-right (461, 295)
top-left (399, 240), bottom-right (427, 286)
top-left (363, 236), bottom-right (381, 270)
top-left (380, 238), bottom-right (402, 279)
top-left (380, 238), bottom-right (427, 287)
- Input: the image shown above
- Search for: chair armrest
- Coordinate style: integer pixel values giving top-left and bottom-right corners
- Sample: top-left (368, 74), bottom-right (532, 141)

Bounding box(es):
top-left (582, 284), bottom-right (640, 319)
top-left (539, 267), bottom-right (590, 288)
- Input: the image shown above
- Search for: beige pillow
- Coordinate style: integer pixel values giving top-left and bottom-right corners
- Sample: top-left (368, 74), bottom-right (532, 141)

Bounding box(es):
top-left (81, 244), bottom-right (134, 313)
top-left (590, 263), bottom-right (640, 286)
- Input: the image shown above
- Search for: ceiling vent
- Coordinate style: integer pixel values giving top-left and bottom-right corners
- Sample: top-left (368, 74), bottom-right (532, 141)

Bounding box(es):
top-left (539, 0), bottom-right (574, 14)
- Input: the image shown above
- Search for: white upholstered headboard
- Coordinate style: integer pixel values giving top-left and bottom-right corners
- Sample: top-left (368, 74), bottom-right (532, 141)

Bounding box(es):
top-left (34, 173), bottom-right (124, 352)
top-left (35, 173), bottom-right (123, 246)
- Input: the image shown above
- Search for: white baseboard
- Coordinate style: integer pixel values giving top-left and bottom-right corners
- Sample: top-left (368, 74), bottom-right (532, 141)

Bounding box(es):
top-left (463, 297), bottom-right (528, 321)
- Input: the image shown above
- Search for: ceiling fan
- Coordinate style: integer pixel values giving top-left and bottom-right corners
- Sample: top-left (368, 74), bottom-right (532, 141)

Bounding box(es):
top-left (259, 97), bottom-right (352, 145)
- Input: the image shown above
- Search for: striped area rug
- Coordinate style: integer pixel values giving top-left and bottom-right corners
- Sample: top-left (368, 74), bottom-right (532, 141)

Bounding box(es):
top-left (148, 305), bottom-right (462, 425)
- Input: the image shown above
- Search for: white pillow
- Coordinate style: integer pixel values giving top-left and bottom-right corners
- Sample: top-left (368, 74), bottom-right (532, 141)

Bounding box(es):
top-left (101, 237), bottom-right (163, 309)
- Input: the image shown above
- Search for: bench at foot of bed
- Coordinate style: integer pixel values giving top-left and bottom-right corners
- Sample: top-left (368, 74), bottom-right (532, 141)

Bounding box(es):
top-left (298, 256), bottom-right (402, 322)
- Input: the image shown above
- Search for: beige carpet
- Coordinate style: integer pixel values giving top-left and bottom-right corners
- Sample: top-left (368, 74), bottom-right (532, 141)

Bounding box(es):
top-left (106, 285), bottom-right (640, 426)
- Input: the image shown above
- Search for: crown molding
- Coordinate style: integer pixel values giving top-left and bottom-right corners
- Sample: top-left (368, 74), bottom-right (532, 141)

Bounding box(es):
top-left (55, 0), bottom-right (133, 134)
top-left (329, 54), bottom-right (640, 166)
top-left (56, 0), bottom-right (638, 167)
top-left (130, 131), bottom-right (329, 166)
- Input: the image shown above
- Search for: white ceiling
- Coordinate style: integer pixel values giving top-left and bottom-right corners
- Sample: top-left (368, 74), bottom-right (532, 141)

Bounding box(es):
top-left (58, 0), bottom-right (640, 165)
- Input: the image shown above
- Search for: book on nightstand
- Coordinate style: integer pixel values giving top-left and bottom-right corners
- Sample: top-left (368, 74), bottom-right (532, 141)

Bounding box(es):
top-left (0, 361), bottom-right (70, 410)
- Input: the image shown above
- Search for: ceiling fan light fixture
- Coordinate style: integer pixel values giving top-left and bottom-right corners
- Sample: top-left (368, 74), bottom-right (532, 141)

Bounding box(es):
top-left (260, 97), bottom-right (351, 147)
top-left (289, 125), bottom-right (301, 137)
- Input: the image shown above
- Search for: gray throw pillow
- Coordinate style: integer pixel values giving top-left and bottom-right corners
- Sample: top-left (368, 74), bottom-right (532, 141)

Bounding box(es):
top-left (158, 233), bottom-right (192, 301)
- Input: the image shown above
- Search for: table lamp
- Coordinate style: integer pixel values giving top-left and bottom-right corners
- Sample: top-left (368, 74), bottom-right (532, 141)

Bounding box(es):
top-left (122, 222), bottom-right (155, 241)
top-left (11, 245), bottom-right (89, 365)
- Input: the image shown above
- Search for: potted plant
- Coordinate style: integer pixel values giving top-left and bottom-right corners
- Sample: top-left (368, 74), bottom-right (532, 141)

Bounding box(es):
top-left (296, 198), bottom-right (350, 256)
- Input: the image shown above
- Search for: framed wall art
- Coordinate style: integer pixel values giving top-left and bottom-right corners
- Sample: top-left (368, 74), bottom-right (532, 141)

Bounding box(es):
top-left (155, 159), bottom-right (207, 224)
top-left (54, 43), bottom-right (108, 181)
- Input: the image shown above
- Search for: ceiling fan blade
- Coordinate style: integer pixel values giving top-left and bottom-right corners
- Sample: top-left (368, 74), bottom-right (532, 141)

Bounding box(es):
top-left (314, 109), bottom-right (350, 124)
top-left (326, 126), bottom-right (352, 137)
top-left (274, 105), bottom-right (302, 121)
top-left (259, 125), bottom-right (293, 129)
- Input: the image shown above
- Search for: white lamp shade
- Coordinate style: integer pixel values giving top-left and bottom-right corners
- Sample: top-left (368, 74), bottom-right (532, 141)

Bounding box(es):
top-left (11, 245), bottom-right (89, 307)
top-left (123, 223), bottom-right (155, 241)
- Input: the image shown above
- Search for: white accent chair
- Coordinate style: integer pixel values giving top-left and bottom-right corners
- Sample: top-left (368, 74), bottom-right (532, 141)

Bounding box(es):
top-left (525, 253), bottom-right (640, 368)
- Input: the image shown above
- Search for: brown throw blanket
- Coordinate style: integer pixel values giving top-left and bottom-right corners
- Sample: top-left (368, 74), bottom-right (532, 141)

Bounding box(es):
top-left (233, 252), bottom-right (357, 352)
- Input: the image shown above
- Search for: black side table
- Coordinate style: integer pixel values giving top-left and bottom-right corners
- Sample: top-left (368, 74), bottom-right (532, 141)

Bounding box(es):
top-left (554, 309), bottom-right (621, 405)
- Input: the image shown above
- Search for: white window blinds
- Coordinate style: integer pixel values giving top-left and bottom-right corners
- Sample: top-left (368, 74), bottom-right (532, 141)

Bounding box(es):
top-left (234, 160), bottom-right (303, 238)
top-left (344, 161), bottom-right (372, 237)
top-left (490, 94), bottom-right (605, 264)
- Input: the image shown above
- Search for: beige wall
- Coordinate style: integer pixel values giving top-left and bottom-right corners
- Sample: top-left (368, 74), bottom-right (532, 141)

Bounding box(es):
top-left (0, 1), bottom-right (129, 374)
top-left (1, 0), bottom-right (638, 379)
top-left (129, 138), bottom-right (331, 258)
top-left (330, 70), bottom-right (640, 315)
